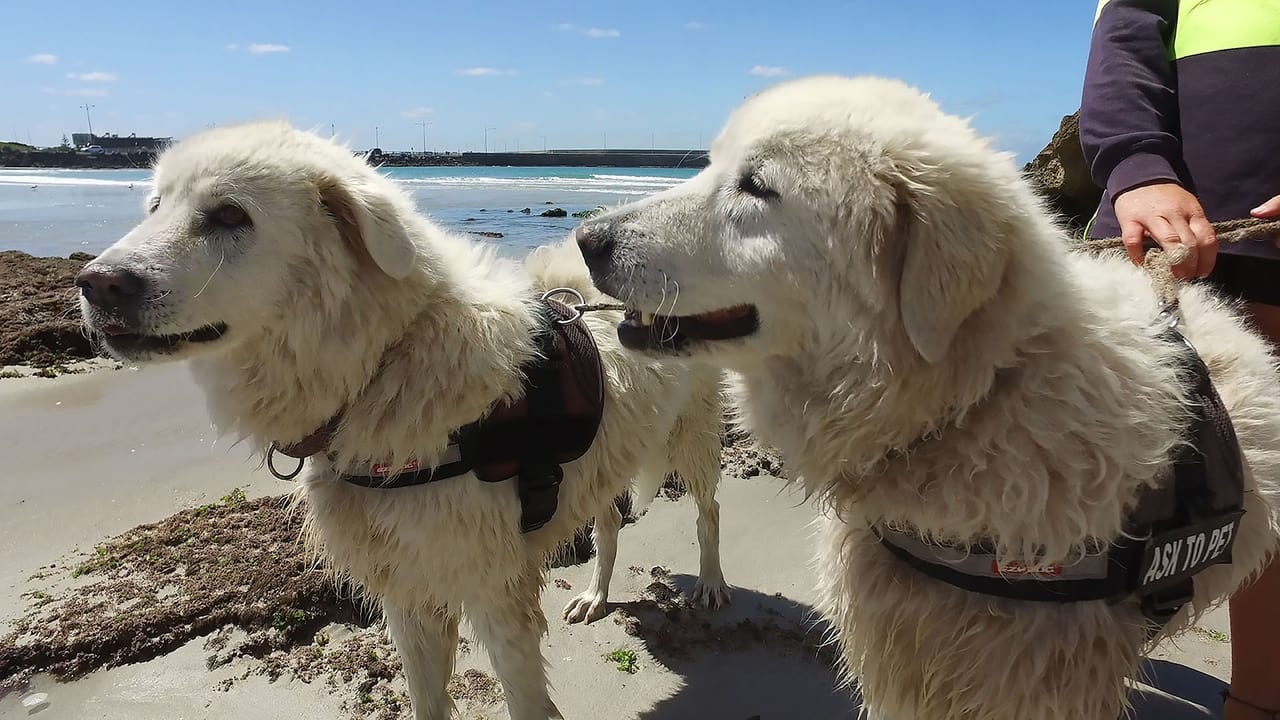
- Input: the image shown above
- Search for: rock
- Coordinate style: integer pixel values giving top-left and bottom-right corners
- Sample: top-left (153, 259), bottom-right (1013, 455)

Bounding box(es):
top-left (463, 217), bottom-right (478, 222)
top-left (468, 231), bottom-right (504, 239)
top-left (1021, 111), bottom-right (1103, 234)
top-left (571, 206), bottom-right (606, 219)
top-left (544, 201), bottom-right (555, 205)
top-left (506, 209), bottom-right (514, 213)
top-left (520, 208), bottom-right (532, 214)
top-left (540, 208), bottom-right (568, 218)
top-left (479, 209), bottom-right (487, 212)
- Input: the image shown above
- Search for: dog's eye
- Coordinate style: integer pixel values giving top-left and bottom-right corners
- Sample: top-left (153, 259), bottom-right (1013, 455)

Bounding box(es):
top-left (148, 197), bottom-right (161, 214)
top-left (211, 203), bottom-right (250, 229)
top-left (737, 172), bottom-right (779, 201)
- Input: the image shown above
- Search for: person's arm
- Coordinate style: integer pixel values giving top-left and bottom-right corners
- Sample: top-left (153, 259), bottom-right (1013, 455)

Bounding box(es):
top-left (1079, 0), bottom-right (1182, 200)
top-left (1079, 0), bottom-right (1217, 278)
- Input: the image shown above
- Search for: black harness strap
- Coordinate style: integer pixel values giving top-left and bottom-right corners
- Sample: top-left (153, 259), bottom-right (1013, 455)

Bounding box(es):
top-left (873, 324), bottom-right (1247, 631)
top-left (516, 302), bottom-right (568, 532)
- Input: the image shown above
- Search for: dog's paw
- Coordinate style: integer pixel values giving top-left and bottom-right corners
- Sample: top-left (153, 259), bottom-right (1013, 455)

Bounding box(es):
top-left (563, 590), bottom-right (610, 624)
top-left (691, 579), bottom-right (732, 611)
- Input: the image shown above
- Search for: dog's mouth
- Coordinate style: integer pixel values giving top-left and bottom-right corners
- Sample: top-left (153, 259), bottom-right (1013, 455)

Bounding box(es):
top-left (617, 305), bottom-right (759, 353)
top-left (97, 322), bottom-right (229, 357)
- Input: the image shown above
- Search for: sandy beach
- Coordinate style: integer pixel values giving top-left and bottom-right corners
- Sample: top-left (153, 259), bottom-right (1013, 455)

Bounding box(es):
top-left (0, 363), bottom-right (1239, 719)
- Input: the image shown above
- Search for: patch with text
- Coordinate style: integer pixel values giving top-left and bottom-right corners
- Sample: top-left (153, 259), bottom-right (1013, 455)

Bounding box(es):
top-left (1138, 510), bottom-right (1244, 594)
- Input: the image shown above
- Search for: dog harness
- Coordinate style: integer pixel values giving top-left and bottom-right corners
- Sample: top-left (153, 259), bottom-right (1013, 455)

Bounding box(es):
top-left (269, 296), bottom-right (605, 534)
top-left (874, 322), bottom-right (1246, 632)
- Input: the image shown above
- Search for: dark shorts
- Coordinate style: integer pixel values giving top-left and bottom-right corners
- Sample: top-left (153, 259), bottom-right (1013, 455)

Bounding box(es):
top-left (1204, 252), bottom-right (1280, 307)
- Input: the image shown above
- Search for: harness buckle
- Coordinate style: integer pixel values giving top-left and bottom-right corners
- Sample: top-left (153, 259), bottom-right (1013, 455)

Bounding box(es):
top-left (517, 462), bottom-right (564, 533)
top-left (1139, 579), bottom-right (1194, 630)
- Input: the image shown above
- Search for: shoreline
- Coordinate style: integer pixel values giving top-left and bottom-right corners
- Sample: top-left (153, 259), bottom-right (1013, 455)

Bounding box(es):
top-left (1, 149), bottom-right (710, 171)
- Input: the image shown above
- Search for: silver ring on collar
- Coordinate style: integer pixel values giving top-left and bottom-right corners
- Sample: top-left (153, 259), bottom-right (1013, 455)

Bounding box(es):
top-left (267, 444), bottom-right (305, 481)
top-left (540, 287), bottom-right (586, 324)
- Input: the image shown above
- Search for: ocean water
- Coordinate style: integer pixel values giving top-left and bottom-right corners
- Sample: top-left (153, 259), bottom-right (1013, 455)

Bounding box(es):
top-left (0, 166), bottom-right (697, 258)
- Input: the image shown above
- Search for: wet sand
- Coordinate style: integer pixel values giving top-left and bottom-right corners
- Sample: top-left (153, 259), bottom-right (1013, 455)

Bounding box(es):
top-left (0, 364), bottom-right (1235, 719)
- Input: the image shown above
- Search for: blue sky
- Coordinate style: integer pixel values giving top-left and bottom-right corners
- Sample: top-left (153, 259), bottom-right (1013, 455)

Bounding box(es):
top-left (5, 1), bottom-right (1097, 161)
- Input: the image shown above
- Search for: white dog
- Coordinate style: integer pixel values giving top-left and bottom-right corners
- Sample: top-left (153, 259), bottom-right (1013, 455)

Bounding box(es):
top-left (76, 121), bottom-right (731, 720)
top-left (575, 75), bottom-right (1280, 720)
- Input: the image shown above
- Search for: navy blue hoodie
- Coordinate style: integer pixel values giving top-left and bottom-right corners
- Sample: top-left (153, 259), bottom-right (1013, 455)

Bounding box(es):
top-left (1080, 0), bottom-right (1280, 259)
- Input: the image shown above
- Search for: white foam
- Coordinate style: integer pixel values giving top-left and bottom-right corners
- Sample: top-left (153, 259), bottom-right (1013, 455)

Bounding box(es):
top-left (0, 173), bottom-right (147, 188)
top-left (393, 174), bottom-right (683, 195)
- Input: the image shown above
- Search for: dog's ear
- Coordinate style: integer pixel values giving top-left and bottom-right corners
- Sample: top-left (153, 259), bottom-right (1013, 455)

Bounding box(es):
top-left (890, 171), bottom-right (1008, 363)
top-left (318, 176), bottom-right (416, 279)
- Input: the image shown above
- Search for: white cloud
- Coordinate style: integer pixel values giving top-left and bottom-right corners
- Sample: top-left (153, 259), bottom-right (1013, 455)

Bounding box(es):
top-left (400, 107), bottom-right (435, 119)
top-left (750, 65), bottom-right (790, 77)
top-left (224, 43), bottom-right (239, 51)
top-left (571, 76), bottom-right (605, 86)
top-left (457, 67), bottom-right (517, 77)
top-left (541, 90), bottom-right (556, 99)
top-left (554, 23), bottom-right (620, 38)
top-left (247, 43), bottom-right (290, 54)
top-left (66, 71), bottom-right (118, 82)
top-left (25, 53), bottom-right (58, 65)
top-left (684, 21), bottom-right (705, 30)
top-left (43, 87), bottom-right (108, 97)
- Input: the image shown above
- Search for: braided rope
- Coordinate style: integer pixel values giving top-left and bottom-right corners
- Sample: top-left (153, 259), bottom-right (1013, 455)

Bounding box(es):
top-left (1068, 218), bottom-right (1280, 308)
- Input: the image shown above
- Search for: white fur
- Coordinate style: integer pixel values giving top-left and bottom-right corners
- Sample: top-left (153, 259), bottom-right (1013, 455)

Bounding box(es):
top-left (581, 75), bottom-right (1280, 720)
top-left (78, 121), bottom-right (730, 720)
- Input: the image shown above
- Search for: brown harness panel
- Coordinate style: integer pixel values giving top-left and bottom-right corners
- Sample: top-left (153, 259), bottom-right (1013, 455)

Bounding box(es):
top-left (271, 296), bottom-right (606, 533)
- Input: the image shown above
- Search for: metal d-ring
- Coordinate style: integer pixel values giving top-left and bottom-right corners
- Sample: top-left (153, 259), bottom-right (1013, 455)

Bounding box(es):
top-left (266, 444), bottom-right (305, 481)
top-left (540, 287), bottom-right (586, 324)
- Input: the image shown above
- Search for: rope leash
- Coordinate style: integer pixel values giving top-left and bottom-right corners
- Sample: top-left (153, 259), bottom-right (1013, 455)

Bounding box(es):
top-left (539, 287), bottom-right (626, 324)
top-left (546, 219), bottom-right (1280, 323)
top-left (1068, 218), bottom-right (1280, 309)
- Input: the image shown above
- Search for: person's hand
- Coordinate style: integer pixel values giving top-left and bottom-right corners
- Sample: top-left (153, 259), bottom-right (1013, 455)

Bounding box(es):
top-left (1113, 182), bottom-right (1217, 279)
top-left (1251, 194), bottom-right (1280, 219)
top-left (1250, 195), bottom-right (1280, 249)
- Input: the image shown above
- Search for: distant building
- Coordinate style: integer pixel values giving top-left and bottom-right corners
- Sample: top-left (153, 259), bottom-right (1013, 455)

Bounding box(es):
top-left (71, 132), bottom-right (172, 154)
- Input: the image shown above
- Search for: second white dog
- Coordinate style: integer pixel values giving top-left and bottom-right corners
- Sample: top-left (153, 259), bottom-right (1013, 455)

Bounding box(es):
top-left (576, 75), bottom-right (1280, 720)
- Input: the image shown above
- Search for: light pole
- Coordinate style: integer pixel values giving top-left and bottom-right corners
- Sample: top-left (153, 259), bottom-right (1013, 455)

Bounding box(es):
top-left (540, 135), bottom-right (547, 152)
top-left (80, 104), bottom-right (96, 138)
top-left (416, 121), bottom-right (432, 154)
top-left (484, 127), bottom-right (497, 153)
top-left (374, 126), bottom-right (379, 148)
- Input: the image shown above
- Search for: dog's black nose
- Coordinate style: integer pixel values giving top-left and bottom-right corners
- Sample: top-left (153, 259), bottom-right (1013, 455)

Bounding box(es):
top-left (76, 265), bottom-right (148, 311)
top-left (575, 224), bottom-right (616, 265)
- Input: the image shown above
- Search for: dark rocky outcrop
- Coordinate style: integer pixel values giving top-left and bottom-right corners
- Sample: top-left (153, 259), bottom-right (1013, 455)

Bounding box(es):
top-left (1021, 111), bottom-right (1104, 235)
top-left (540, 208), bottom-right (568, 218)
